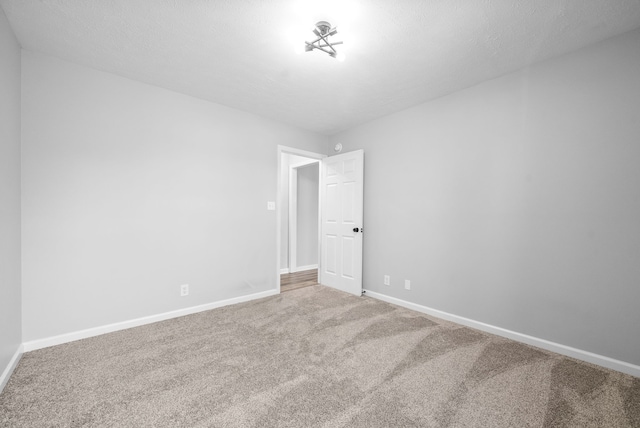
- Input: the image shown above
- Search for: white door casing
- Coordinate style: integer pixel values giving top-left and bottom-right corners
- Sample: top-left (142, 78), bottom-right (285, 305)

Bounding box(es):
top-left (319, 150), bottom-right (364, 296)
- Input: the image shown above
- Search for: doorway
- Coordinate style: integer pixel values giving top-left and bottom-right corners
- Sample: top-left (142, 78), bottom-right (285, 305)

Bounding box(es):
top-left (276, 146), bottom-right (365, 296)
top-left (288, 160), bottom-right (319, 274)
top-left (276, 146), bottom-right (325, 293)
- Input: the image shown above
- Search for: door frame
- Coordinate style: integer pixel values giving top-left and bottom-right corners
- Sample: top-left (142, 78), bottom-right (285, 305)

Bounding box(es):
top-left (276, 145), bottom-right (326, 293)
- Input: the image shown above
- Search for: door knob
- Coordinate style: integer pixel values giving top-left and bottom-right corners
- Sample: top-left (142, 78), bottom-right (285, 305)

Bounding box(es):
top-left (353, 227), bottom-right (360, 232)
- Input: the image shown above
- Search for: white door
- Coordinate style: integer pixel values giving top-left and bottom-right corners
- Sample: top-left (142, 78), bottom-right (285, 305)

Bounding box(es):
top-left (319, 150), bottom-right (364, 296)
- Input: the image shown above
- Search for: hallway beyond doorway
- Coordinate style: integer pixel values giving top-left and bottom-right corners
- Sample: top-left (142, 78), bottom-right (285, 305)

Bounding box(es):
top-left (280, 269), bottom-right (318, 293)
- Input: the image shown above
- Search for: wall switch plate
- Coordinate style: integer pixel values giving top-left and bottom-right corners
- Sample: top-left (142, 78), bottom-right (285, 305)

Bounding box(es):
top-left (384, 275), bottom-right (390, 286)
top-left (267, 201), bottom-right (276, 210)
top-left (404, 280), bottom-right (411, 290)
top-left (180, 284), bottom-right (189, 296)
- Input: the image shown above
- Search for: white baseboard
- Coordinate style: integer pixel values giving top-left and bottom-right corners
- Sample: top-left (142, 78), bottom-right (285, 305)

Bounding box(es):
top-left (280, 268), bottom-right (290, 274)
top-left (364, 290), bottom-right (640, 378)
top-left (22, 289), bottom-right (279, 352)
top-left (290, 264), bottom-right (318, 273)
top-left (0, 344), bottom-right (23, 393)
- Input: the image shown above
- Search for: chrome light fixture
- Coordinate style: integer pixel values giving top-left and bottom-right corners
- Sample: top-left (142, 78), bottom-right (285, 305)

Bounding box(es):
top-left (304, 21), bottom-right (344, 61)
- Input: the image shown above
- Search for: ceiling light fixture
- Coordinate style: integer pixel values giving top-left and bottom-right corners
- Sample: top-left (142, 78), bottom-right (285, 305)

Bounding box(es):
top-left (304, 21), bottom-right (344, 61)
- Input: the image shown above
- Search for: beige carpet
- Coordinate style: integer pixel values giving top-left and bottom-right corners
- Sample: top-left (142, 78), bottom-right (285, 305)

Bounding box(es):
top-left (1, 286), bottom-right (638, 427)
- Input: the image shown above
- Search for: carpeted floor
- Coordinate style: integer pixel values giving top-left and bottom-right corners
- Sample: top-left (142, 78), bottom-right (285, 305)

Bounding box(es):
top-left (1, 285), bottom-right (639, 427)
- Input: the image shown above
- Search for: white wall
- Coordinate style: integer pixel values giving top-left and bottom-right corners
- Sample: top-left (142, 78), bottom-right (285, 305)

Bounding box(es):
top-left (296, 163), bottom-right (319, 268)
top-left (280, 154), bottom-right (289, 271)
top-left (331, 30), bottom-right (640, 367)
top-left (21, 52), bottom-right (328, 342)
top-left (0, 7), bottom-right (22, 386)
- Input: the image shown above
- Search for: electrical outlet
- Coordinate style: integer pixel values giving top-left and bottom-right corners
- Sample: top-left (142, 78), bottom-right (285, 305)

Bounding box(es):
top-left (404, 279), bottom-right (411, 290)
top-left (180, 284), bottom-right (189, 296)
top-left (267, 201), bottom-right (276, 210)
top-left (384, 275), bottom-right (390, 286)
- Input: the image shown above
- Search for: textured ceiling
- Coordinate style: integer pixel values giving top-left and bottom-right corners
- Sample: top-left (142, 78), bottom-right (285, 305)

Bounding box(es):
top-left (2, 0), bottom-right (640, 135)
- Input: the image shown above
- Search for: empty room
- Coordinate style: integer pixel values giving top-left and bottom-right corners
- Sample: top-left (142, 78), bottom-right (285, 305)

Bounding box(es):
top-left (1, 1), bottom-right (640, 426)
